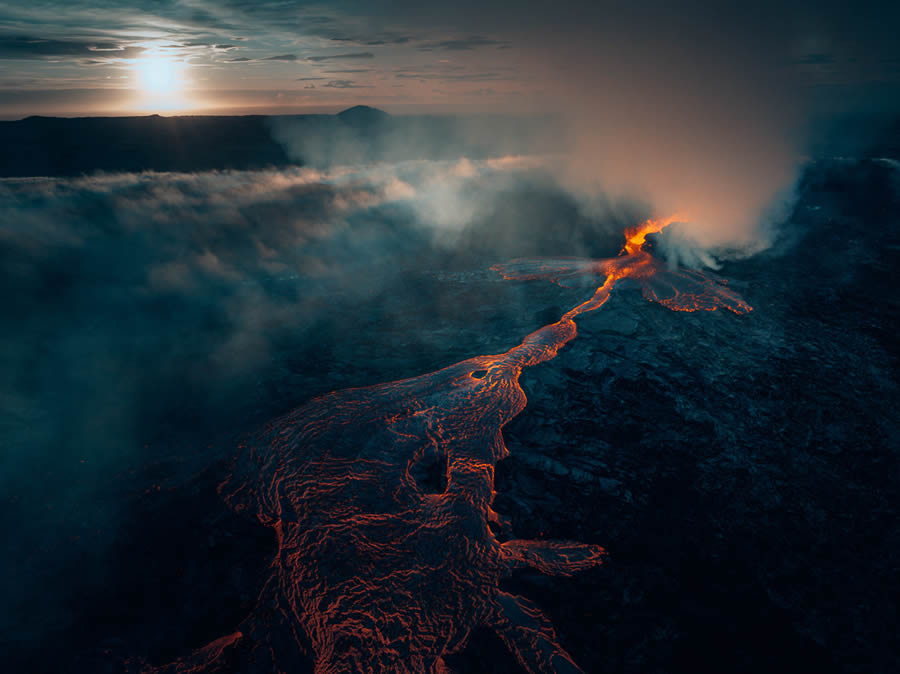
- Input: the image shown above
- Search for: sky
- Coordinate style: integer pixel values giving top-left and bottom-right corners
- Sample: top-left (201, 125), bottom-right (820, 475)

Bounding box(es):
top-left (1, 0), bottom-right (899, 118)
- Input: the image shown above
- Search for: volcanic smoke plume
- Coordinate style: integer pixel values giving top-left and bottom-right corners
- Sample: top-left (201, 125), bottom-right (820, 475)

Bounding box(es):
top-left (503, 2), bottom-right (809, 260)
top-left (143, 218), bottom-right (749, 673)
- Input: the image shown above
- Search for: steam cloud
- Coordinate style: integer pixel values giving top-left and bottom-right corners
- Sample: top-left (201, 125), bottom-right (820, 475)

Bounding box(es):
top-left (519, 5), bottom-right (808, 265)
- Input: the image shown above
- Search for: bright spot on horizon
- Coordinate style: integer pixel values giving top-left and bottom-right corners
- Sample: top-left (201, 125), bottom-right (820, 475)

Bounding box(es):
top-left (133, 54), bottom-right (189, 111)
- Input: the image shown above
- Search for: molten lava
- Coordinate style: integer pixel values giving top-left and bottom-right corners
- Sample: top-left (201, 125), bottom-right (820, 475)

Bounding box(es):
top-left (620, 214), bottom-right (684, 255)
top-left (146, 217), bottom-right (750, 674)
top-left (494, 214), bottom-right (752, 315)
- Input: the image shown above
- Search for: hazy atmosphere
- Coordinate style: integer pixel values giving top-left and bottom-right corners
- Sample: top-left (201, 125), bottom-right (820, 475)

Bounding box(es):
top-left (2, 2), bottom-right (900, 673)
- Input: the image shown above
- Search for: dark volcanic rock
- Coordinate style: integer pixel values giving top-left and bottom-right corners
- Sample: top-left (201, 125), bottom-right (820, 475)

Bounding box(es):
top-left (487, 158), bottom-right (900, 673)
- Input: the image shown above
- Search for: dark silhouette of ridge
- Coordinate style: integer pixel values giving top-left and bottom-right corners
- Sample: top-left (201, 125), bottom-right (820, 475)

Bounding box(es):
top-left (0, 107), bottom-right (555, 177)
top-left (0, 114), bottom-right (293, 177)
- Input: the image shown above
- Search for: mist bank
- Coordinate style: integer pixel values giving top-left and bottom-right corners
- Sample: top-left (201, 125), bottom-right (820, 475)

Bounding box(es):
top-left (0, 155), bottom-right (634, 534)
top-left (0, 154), bottom-right (651, 658)
top-left (2, 151), bottom-right (890, 537)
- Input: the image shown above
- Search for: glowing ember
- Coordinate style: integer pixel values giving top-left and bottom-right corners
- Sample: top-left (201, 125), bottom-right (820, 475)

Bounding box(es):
top-left (146, 217), bottom-right (750, 673)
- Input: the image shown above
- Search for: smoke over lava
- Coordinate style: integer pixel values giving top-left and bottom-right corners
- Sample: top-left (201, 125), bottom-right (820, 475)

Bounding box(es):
top-left (142, 217), bottom-right (749, 673)
top-left (538, 9), bottom-right (806, 265)
top-left (369, 1), bottom-right (831, 264)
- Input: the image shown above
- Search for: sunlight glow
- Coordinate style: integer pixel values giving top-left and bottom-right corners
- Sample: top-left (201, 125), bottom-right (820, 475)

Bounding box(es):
top-left (133, 54), bottom-right (189, 111)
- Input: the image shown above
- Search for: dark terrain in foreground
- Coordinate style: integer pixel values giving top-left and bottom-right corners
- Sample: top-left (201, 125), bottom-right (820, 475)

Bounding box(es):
top-left (1, 155), bottom-right (899, 672)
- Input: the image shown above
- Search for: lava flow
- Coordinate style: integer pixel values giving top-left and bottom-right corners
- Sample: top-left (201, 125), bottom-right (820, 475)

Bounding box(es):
top-left (492, 215), bottom-right (752, 315)
top-left (144, 217), bottom-right (750, 674)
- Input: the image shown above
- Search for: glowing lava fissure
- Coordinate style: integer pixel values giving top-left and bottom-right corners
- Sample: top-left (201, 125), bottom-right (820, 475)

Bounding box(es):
top-left (144, 218), bottom-right (750, 674)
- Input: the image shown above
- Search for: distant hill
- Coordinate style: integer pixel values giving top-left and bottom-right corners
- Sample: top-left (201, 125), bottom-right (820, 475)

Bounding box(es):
top-left (337, 105), bottom-right (391, 127)
top-left (0, 108), bottom-right (559, 177)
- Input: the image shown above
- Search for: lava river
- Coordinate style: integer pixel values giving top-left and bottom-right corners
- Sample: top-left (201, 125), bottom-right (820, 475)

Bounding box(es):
top-left (144, 217), bottom-right (751, 674)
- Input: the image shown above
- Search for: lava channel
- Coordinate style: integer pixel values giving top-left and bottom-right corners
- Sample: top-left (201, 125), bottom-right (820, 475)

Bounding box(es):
top-left (141, 217), bottom-right (751, 674)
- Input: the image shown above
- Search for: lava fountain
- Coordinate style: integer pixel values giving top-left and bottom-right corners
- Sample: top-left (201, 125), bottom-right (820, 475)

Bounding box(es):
top-left (143, 217), bottom-right (751, 674)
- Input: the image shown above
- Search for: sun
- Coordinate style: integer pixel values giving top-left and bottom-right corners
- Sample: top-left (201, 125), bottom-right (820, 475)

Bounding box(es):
top-left (132, 54), bottom-right (190, 111)
top-left (135, 55), bottom-right (183, 95)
